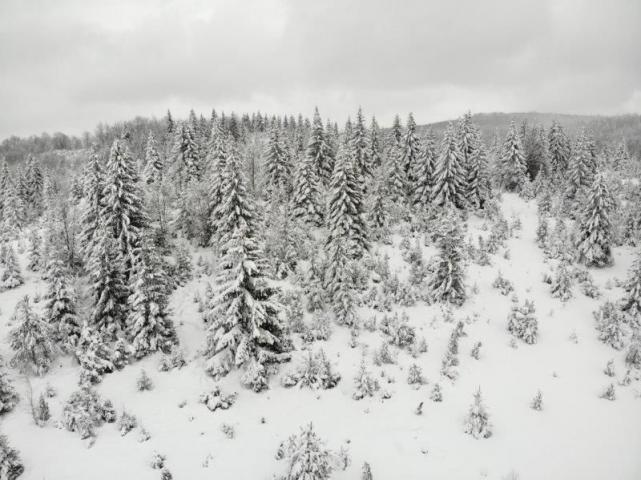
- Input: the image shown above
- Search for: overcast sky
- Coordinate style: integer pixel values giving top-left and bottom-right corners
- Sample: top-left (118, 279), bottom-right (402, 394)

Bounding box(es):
top-left (1, 0), bottom-right (640, 139)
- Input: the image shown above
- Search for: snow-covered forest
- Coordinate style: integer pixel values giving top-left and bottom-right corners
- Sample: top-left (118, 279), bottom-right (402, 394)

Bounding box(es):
top-left (0, 106), bottom-right (640, 480)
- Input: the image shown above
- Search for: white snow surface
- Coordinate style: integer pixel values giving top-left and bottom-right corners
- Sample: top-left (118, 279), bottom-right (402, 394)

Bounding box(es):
top-left (1, 194), bottom-right (640, 480)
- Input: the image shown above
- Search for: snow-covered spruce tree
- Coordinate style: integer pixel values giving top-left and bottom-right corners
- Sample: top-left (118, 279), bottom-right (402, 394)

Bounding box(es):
top-left (206, 121), bottom-right (228, 241)
top-left (621, 251), bottom-right (641, 318)
top-left (467, 141), bottom-right (491, 209)
top-left (0, 435), bottom-right (24, 480)
top-left (210, 141), bottom-right (255, 249)
top-left (326, 144), bottom-right (369, 259)
top-left (456, 111), bottom-right (478, 193)
top-left (432, 123), bottom-right (466, 208)
top-left (127, 241), bottom-right (177, 358)
top-left (368, 168), bottom-right (388, 234)
top-left (278, 423), bottom-right (338, 480)
top-left (400, 112), bottom-right (421, 193)
top-left (26, 229), bottom-right (42, 272)
top-left (565, 132), bottom-right (595, 201)
top-left (101, 138), bottom-right (148, 273)
top-left (352, 358), bottom-right (379, 400)
top-left (497, 122), bottom-right (527, 192)
top-left (464, 388), bottom-right (492, 439)
top-left (324, 240), bottom-right (357, 327)
top-left (143, 131), bottom-right (163, 184)
top-left (205, 158), bottom-right (289, 389)
top-left (24, 155), bottom-right (44, 217)
top-left (548, 121), bottom-right (571, 177)
top-left (0, 360), bottom-right (19, 415)
top-left (575, 173), bottom-right (614, 267)
top-left (9, 296), bottom-right (57, 376)
top-left (411, 130), bottom-right (437, 208)
top-left (429, 209), bottom-right (466, 306)
top-left (79, 149), bottom-right (104, 261)
top-left (172, 122), bottom-right (202, 185)
top-left (387, 144), bottom-right (407, 203)
top-left (264, 126), bottom-right (293, 198)
top-left (88, 227), bottom-right (127, 338)
top-left (1, 245), bottom-right (23, 290)
top-left (1, 180), bottom-right (25, 235)
top-left (291, 151), bottom-right (323, 226)
top-left (44, 258), bottom-right (81, 349)
top-left (350, 107), bottom-right (371, 181)
top-left (594, 301), bottom-right (628, 350)
top-left (368, 116), bottom-right (383, 170)
top-left (507, 299), bottom-right (538, 344)
top-left (306, 107), bottom-right (334, 186)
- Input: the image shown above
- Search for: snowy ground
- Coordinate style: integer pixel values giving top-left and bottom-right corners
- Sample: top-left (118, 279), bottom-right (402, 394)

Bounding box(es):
top-left (2, 194), bottom-right (640, 480)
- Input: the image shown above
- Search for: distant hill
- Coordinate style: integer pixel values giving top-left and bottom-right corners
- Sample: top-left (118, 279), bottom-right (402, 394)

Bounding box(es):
top-left (417, 112), bottom-right (641, 156)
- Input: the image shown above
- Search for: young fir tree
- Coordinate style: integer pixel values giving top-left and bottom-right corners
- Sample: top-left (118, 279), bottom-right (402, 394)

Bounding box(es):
top-left (306, 108), bottom-right (334, 186)
top-left (497, 122), bottom-right (527, 192)
top-left (26, 229), bottom-right (42, 271)
top-left (143, 131), bottom-right (163, 184)
top-left (207, 122), bottom-right (228, 241)
top-left (350, 107), bottom-right (371, 181)
top-left (79, 149), bottom-right (104, 261)
top-left (324, 239), bottom-right (357, 327)
top-left (1, 245), bottom-right (23, 290)
top-left (44, 259), bottom-right (81, 348)
top-left (368, 168), bottom-right (388, 232)
top-left (291, 151), bottom-right (323, 226)
top-left (9, 296), bottom-right (57, 376)
top-left (101, 138), bottom-right (148, 273)
top-left (279, 423), bottom-right (337, 480)
top-left (0, 360), bottom-right (19, 415)
top-left (432, 123), bottom-right (466, 209)
top-left (429, 209), bottom-right (466, 306)
top-left (326, 145), bottom-right (369, 259)
top-left (75, 323), bottom-right (114, 386)
top-left (456, 111), bottom-right (477, 191)
top-left (126, 241), bottom-right (177, 358)
top-left (2, 179), bottom-right (25, 234)
top-left (264, 126), bottom-right (293, 198)
top-left (390, 114), bottom-right (403, 147)
top-left (411, 130), bottom-right (437, 208)
top-left (464, 388), bottom-right (492, 439)
top-left (575, 173), bottom-right (614, 267)
top-left (621, 252), bottom-right (641, 318)
top-left (205, 151), bottom-right (288, 386)
top-left (387, 144), bottom-right (407, 203)
top-left (25, 155), bottom-right (44, 216)
top-left (88, 227), bottom-right (127, 338)
top-left (0, 435), bottom-right (24, 480)
top-left (400, 112), bottom-right (421, 195)
top-left (466, 139), bottom-right (491, 209)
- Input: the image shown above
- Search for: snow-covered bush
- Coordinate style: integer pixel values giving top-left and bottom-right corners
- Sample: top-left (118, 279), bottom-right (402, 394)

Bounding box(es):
top-left (593, 301), bottom-right (629, 350)
top-left (430, 383), bottom-right (443, 402)
top-left (199, 386), bottom-right (237, 412)
top-left (373, 342), bottom-right (396, 366)
top-left (492, 271), bottom-right (514, 296)
top-left (530, 390), bottom-right (543, 411)
top-left (379, 312), bottom-right (415, 349)
top-left (464, 389), bottom-right (492, 439)
top-left (62, 388), bottom-right (116, 440)
top-left (470, 341), bottom-right (482, 360)
top-left (550, 261), bottom-right (573, 302)
top-left (507, 300), bottom-right (538, 345)
top-left (118, 411), bottom-right (138, 436)
top-left (157, 347), bottom-right (186, 372)
top-left (276, 423), bottom-right (339, 480)
top-left (76, 325), bottom-right (114, 386)
top-left (407, 364), bottom-right (424, 385)
top-left (0, 435), bottom-right (24, 480)
top-left (625, 337), bottom-right (641, 369)
top-left (282, 349), bottom-right (341, 390)
top-left (301, 312), bottom-right (332, 343)
top-left (600, 383), bottom-right (616, 401)
top-left (137, 370), bottom-right (153, 391)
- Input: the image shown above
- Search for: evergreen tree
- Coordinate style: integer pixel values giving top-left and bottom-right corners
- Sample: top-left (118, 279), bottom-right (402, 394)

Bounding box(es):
top-left (575, 173), bottom-right (614, 267)
top-left (432, 123), bottom-right (466, 208)
top-left (0, 435), bottom-right (24, 480)
top-left (400, 113), bottom-right (421, 194)
top-left (101, 139), bottom-right (148, 272)
top-left (9, 296), bottom-right (57, 376)
top-left (390, 114), bottom-right (402, 147)
top-left (264, 126), bottom-right (293, 197)
top-left (429, 210), bottom-right (466, 306)
top-left (173, 123), bottom-right (201, 185)
top-left (207, 121), bottom-right (228, 241)
top-left (80, 149), bottom-right (104, 261)
top-left (464, 388), bottom-right (492, 439)
top-left (456, 111), bottom-right (477, 192)
top-left (88, 227), bottom-right (127, 338)
top-left (548, 121), bottom-right (571, 177)
top-left (466, 139), bottom-right (491, 209)
top-left (566, 132), bottom-right (595, 201)
top-left (621, 252), bottom-right (641, 317)
top-left (326, 145), bottom-right (368, 259)
top-left (0, 360), bottom-right (19, 415)
top-left (25, 155), bottom-right (44, 216)
top-left (279, 423), bottom-right (337, 480)
top-left (143, 132), bottom-right (163, 184)
top-left (368, 116), bottom-right (382, 170)
top-left (2, 179), bottom-right (25, 234)
top-left (350, 108), bottom-right (371, 180)
top-left (368, 168), bottom-right (388, 231)
top-left (75, 323), bottom-right (114, 386)
top-left (204, 225), bottom-right (289, 387)
top-left (44, 259), bottom-right (81, 348)
top-left (291, 151), bottom-right (323, 226)
top-left (126, 242), bottom-right (177, 358)
top-left (1, 245), bottom-right (23, 290)
top-left (26, 229), bottom-right (42, 271)
top-left (411, 130), bottom-right (437, 208)
top-left (306, 108), bottom-right (334, 185)
top-left (497, 122), bottom-right (527, 192)
top-left (324, 240), bottom-right (357, 326)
